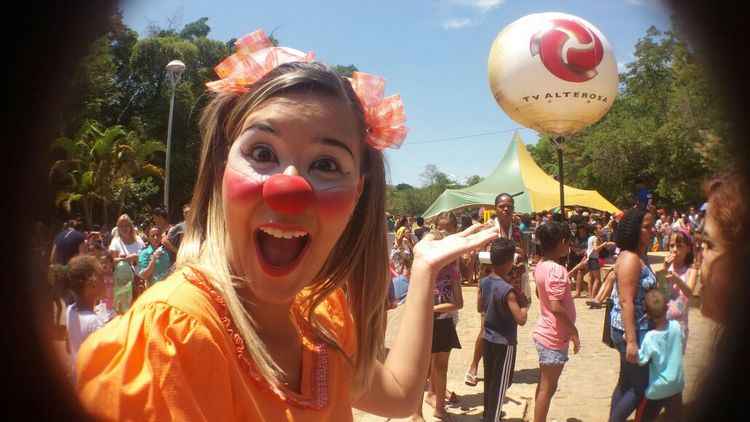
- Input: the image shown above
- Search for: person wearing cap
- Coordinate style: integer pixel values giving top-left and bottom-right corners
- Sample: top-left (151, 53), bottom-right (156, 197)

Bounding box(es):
top-left (50, 218), bottom-right (87, 266)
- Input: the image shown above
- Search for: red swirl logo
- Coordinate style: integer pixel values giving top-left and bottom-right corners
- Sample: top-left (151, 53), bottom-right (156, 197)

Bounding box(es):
top-left (530, 19), bottom-right (604, 83)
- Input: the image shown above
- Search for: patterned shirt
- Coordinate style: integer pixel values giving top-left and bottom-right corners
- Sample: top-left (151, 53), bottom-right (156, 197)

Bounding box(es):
top-left (610, 261), bottom-right (657, 336)
top-left (434, 261), bottom-right (461, 320)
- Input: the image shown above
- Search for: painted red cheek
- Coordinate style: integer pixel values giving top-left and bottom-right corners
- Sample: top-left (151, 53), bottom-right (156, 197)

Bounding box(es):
top-left (316, 189), bottom-right (359, 217)
top-left (223, 167), bottom-right (263, 202)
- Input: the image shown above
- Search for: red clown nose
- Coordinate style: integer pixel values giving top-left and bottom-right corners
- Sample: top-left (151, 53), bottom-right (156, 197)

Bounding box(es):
top-left (262, 174), bottom-right (315, 214)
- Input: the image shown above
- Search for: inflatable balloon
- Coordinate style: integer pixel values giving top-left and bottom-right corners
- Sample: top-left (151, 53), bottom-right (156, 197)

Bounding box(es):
top-left (488, 12), bottom-right (618, 136)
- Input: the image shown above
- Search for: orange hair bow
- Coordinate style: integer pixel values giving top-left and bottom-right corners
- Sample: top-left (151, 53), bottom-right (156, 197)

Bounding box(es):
top-left (206, 29), bottom-right (315, 93)
top-left (206, 29), bottom-right (407, 150)
top-left (348, 72), bottom-right (408, 150)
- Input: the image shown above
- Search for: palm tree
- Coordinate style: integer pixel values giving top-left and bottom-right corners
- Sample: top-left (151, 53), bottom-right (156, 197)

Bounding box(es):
top-left (50, 120), bottom-right (165, 226)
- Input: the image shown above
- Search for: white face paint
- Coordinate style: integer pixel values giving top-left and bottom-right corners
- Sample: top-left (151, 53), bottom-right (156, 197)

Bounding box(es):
top-left (222, 92), bottom-right (363, 305)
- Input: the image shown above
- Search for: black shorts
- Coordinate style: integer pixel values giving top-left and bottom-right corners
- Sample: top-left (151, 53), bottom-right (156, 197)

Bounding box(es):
top-left (432, 317), bottom-right (462, 353)
top-left (587, 257), bottom-right (601, 271)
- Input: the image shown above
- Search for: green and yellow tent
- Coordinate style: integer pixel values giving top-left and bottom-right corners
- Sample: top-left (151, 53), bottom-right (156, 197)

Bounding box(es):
top-left (422, 133), bottom-right (619, 219)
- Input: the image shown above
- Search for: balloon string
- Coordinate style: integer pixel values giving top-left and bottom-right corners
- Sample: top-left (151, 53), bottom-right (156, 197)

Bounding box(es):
top-left (406, 127), bottom-right (535, 146)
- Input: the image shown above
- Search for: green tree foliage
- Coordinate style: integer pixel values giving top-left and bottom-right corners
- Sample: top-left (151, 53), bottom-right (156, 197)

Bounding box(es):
top-left (50, 121), bottom-right (164, 226)
top-left (528, 23), bottom-right (733, 210)
top-left (54, 13), bottom-right (370, 224)
top-left (386, 165), bottom-right (467, 216)
top-left (465, 175), bottom-right (483, 186)
top-left (56, 15), bottom-right (232, 222)
top-left (332, 64), bottom-right (358, 77)
top-left (179, 17), bottom-right (211, 40)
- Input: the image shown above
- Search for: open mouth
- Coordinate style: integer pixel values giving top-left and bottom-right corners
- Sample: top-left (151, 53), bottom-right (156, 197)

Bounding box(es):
top-left (255, 224), bottom-right (310, 277)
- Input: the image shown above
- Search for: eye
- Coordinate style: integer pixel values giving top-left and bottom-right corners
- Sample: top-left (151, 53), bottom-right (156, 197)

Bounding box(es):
top-left (310, 157), bottom-right (341, 173)
top-left (248, 145), bottom-right (277, 163)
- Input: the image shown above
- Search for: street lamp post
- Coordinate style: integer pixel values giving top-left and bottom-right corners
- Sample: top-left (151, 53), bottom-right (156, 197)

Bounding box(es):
top-left (164, 60), bottom-right (185, 214)
top-left (552, 136), bottom-right (565, 220)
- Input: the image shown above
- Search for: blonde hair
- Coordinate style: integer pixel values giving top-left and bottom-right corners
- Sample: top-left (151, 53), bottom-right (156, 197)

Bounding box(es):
top-left (177, 62), bottom-right (389, 389)
top-left (115, 213), bottom-right (136, 243)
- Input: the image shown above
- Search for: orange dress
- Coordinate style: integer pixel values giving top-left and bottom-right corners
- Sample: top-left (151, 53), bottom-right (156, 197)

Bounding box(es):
top-left (75, 268), bottom-right (356, 421)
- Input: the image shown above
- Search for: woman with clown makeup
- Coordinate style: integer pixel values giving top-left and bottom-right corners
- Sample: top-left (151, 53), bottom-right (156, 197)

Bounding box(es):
top-left (74, 30), bottom-right (500, 421)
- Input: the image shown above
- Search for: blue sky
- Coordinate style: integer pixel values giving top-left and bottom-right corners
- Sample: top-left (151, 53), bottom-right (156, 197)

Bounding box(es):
top-left (123, 0), bottom-right (671, 186)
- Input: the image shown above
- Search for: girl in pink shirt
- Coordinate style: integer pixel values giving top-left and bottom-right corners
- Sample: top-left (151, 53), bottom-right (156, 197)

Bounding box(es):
top-left (665, 229), bottom-right (699, 351)
top-left (532, 222), bottom-right (580, 422)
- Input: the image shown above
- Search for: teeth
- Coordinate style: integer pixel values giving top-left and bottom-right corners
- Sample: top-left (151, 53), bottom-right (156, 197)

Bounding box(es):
top-left (259, 226), bottom-right (308, 239)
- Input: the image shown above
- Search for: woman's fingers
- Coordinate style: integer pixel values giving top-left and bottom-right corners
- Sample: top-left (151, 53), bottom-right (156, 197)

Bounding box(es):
top-left (453, 222), bottom-right (492, 238)
top-left (462, 226), bottom-right (501, 250)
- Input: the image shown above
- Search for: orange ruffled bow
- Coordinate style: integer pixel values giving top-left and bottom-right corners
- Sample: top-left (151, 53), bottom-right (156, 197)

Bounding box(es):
top-left (348, 72), bottom-right (408, 150)
top-left (206, 29), bottom-right (315, 94)
top-left (206, 29), bottom-right (407, 150)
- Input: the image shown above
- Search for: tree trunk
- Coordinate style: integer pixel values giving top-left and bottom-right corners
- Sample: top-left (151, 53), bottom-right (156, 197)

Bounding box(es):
top-left (102, 200), bottom-right (110, 228)
top-left (82, 196), bottom-right (93, 229)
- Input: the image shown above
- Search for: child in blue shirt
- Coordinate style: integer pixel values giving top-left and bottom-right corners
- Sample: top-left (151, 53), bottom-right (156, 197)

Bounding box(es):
top-left (481, 238), bottom-right (529, 422)
top-left (388, 254), bottom-right (411, 308)
top-left (637, 289), bottom-right (684, 421)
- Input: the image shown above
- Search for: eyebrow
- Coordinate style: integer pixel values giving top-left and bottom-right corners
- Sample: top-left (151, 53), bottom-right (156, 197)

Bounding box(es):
top-left (244, 122), bottom-right (354, 159)
top-left (316, 137), bottom-right (354, 159)
top-left (246, 122), bottom-right (276, 134)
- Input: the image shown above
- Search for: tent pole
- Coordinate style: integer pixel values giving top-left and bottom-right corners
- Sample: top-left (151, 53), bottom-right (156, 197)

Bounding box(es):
top-left (556, 136), bottom-right (565, 220)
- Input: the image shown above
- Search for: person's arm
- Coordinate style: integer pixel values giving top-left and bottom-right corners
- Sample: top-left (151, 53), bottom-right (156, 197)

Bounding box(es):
top-left (546, 264), bottom-right (580, 352)
top-left (637, 335), bottom-right (652, 366)
top-left (517, 229), bottom-right (528, 262)
top-left (109, 239), bottom-right (131, 264)
top-left (548, 299), bottom-right (580, 353)
top-left (138, 251), bottom-right (156, 282)
top-left (505, 290), bottom-right (528, 326)
top-left (669, 269), bottom-right (697, 297)
top-left (76, 302), bottom-right (236, 420)
top-left (595, 241), bottom-right (614, 253)
top-left (569, 255), bottom-right (588, 274)
top-left (433, 299), bottom-right (459, 313)
top-left (161, 232), bottom-right (178, 255)
top-left (616, 252), bottom-right (641, 363)
top-left (477, 284), bottom-right (484, 313)
top-left (125, 252), bottom-right (139, 266)
top-left (353, 223), bottom-right (499, 417)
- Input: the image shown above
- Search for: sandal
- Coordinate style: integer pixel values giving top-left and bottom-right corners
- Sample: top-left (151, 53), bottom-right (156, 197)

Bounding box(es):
top-left (464, 371), bottom-right (478, 386)
top-left (447, 391), bottom-right (459, 405)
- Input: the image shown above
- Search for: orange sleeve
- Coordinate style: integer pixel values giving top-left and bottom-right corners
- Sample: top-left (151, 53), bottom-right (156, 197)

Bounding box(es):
top-left (76, 302), bottom-right (235, 422)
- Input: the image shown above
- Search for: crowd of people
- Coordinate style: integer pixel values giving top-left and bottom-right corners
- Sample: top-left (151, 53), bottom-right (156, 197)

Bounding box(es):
top-left (43, 204), bottom-right (191, 370)
top-left (42, 173), bottom-right (713, 422)
top-left (385, 193), bottom-right (713, 421)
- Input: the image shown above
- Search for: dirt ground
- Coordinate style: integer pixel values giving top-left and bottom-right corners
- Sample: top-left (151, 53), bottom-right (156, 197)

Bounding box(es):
top-left (356, 255), bottom-right (718, 422)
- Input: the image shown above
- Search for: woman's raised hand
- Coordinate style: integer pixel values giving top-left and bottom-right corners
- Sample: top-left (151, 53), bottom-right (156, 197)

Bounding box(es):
top-left (412, 223), bottom-right (500, 272)
top-left (665, 252), bottom-right (675, 266)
